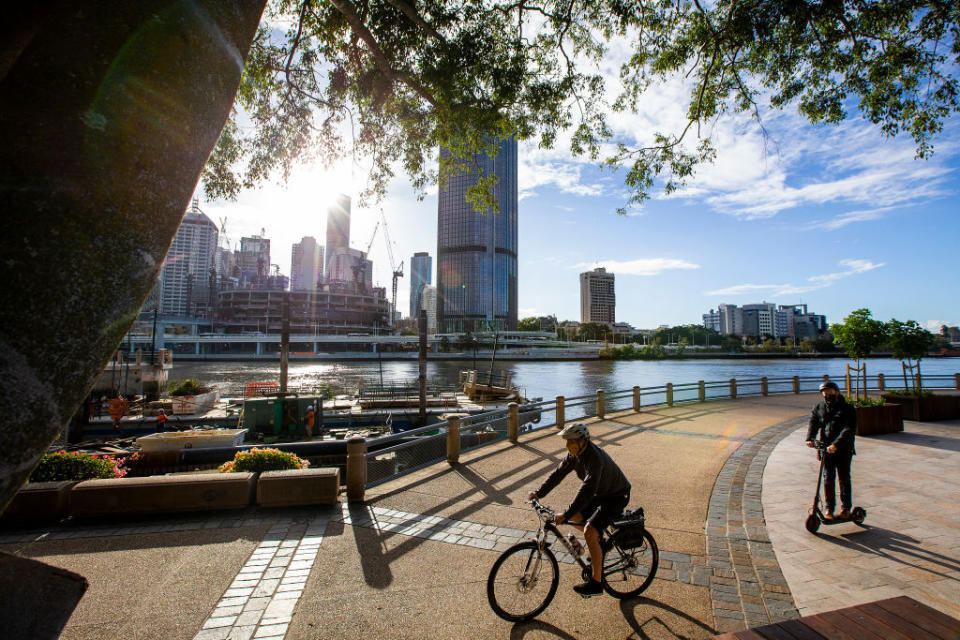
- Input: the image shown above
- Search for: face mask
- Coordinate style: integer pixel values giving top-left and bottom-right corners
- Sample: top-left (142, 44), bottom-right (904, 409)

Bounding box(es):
top-left (825, 394), bottom-right (839, 406)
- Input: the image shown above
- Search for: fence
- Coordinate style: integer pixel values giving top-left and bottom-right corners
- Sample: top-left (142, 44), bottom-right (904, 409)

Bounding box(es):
top-left (347, 372), bottom-right (960, 500)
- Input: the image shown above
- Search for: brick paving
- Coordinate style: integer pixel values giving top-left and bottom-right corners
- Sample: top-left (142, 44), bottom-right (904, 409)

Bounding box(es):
top-left (705, 417), bottom-right (807, 633)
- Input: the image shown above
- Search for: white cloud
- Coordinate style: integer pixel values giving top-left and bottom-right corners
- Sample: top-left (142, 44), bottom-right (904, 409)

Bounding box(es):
top-left (925, 319), bottom-right (957, 331)
top-left (803, 207), bottom-right (893, 230)
top-left (573, 258), bottom-right (700, 276)
top-left (706, 259), bottom-right (884, 298)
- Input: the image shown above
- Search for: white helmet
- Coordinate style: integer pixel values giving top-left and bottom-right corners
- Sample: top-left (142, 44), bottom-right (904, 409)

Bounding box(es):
top-left (307, 405), bottom-right (314, 411)
top-left (558, 422), bottom-right (590, 441)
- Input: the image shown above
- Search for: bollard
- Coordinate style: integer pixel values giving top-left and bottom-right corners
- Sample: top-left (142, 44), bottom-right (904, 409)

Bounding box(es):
top-left (446, 415), bottom-right (460, 464)
top-left (508, 402), bottom-right (519, 443)
top-left (597, 390), bottom-right (605, 420)
top-left (632, 386), bottom-right (641, 411)
top-left (792, 376), bottom-right (799, 394)
top-left (666, 383), bottom-right (673, 406)
top-left (730, 378), bottom-right (737, 399)
top-left (698, 380), bottom-right (705, 402)
top-left (346, 437), bottom-right (367, 503)
top-left (556, 395), bottom-right (565, 429)
top-left (761, 377), bottom-right (768, 397)
top-left (877, 373), bottom-right (885, 392)
top-left (823, 374), bottom-right (830, 383)
top-left (955, 373), bottom-right (959, 390)
top-left (845, 371), bottom-right (851, 397)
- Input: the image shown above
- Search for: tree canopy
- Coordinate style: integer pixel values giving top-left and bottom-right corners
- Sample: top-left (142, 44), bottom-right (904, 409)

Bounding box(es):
top-left (203, 0), bottom-right (960, 211)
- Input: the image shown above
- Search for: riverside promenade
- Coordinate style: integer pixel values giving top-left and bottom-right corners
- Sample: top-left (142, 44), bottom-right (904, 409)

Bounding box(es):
top-left (2, 393), bottom-right (958, 639)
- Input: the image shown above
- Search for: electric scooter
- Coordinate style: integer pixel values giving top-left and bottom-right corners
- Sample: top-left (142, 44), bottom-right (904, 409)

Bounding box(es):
top-left (805, 440), bottom-right (866, 534)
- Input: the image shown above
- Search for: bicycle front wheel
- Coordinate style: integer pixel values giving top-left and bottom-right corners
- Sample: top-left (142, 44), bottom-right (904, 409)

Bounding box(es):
top-left (487, 541), bottom-right (559, 622)
top-left (602, 529), bottom-right (659, 599)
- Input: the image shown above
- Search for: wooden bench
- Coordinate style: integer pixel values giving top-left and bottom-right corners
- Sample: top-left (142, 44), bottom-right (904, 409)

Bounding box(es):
top-left (69, 473), bottom-right (256, 517)
top-left (710, 596), bottom-right (960, 639)
top-left (256, 468), bottom-right (340, 507)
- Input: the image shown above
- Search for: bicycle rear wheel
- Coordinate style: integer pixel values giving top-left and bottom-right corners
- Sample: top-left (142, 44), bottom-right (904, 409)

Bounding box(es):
top-left (601, 529), bottom-right (658, 599)
top-left (487, 541), bottom-right (559, 622)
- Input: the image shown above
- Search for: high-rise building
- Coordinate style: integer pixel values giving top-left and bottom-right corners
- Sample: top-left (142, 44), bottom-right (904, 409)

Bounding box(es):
top-left (580, 267), bottom-right (615, 325)
top-left (437, 137), bottom-right (518, 332)
top-left (409, 251), bottom-right (432, 319)
top-left (237, 235), bottom-right (270, 282)
top-left (328, 248), bottom-right (373, 290)
top-left (325, 193), bottom-right (351, 279)
top-left (291, 236), bottom-right (323, 292)
top-left (158, 200), bottom-right (218, 317)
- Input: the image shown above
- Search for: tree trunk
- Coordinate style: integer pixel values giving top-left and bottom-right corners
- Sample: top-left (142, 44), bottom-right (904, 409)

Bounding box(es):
top-left (0, 0), bottom-right (268, 514)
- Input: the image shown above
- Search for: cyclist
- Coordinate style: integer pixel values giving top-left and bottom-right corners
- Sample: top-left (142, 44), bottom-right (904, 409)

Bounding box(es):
top-left (527, 422), bottom-right (631, 596)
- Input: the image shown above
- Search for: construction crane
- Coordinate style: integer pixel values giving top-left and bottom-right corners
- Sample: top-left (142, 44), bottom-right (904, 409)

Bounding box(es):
top-left (379, 209), bottom-right (403, 327)
top-left (362, 220), bottom-right (380, 258)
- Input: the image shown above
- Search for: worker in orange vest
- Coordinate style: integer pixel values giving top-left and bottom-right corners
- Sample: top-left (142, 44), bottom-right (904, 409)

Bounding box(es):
top-left (156, 409), bottom-right (168, 433)
top-left (305, 405), bottom-right (315, 440)
top-left (108, 396), bottom-right (128, 429)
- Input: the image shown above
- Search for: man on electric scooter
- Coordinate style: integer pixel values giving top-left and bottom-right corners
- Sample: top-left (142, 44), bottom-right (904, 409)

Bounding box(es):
top-left (527, 423), bottom-right (631, 596)
top-left (806, 381), bottom-right (857, 520)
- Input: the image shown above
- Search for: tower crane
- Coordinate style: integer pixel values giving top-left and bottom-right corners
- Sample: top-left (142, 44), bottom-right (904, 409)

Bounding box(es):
top-left (379, 209), bottom-right (403, 327)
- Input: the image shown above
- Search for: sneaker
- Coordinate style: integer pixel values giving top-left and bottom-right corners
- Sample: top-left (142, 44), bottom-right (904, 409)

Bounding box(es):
top-left (573, 579), bottom-right (603, 597)
top-left (823, 510), bottom-right (835, 521)
top-left (837, 508), bottom-right (851, 520)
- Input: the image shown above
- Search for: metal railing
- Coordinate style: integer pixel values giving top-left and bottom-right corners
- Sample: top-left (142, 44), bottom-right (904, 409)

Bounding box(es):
top-left (347, 372), bottom-right (960, 496)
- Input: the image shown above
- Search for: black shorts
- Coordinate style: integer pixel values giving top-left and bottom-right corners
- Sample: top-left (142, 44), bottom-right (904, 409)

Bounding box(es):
top-left (581, 491), bottom-right (630, 531)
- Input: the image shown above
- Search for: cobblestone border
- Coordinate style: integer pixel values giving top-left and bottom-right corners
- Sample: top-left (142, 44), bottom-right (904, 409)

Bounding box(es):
top-left (705, 417), bottom-right (807, 633)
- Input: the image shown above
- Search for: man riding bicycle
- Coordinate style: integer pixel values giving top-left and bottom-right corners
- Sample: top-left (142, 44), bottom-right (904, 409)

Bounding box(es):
top-left (527, 423), bottom-right (631, 596)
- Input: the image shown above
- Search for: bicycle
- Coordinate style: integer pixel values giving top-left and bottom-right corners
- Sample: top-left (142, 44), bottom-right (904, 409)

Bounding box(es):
top-left (486, 499), bottom-right (659, 622)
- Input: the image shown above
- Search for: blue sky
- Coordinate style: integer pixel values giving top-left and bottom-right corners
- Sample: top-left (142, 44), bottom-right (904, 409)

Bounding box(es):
top-left (202, 41), bottom-right (960, 332)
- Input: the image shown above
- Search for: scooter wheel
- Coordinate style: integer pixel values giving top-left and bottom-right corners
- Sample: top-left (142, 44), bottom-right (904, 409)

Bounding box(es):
top-left (804, 514), bottom-right (821, 534)
top-left (851, 507), bottom-right (866, 525)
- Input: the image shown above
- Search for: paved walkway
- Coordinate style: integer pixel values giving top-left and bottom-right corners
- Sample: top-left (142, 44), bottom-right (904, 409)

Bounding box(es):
top-left (2, 393), bottom-right (959, 639)
top-left (763, 418), bottom-right (960, 621)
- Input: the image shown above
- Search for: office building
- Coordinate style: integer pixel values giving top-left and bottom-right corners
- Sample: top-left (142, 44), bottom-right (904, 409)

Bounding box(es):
top-left (436, 137), bottom-right (518, 332)
top-left (409, 251), bottom-right (432, 319)
top-left (237, 235), bottom-right (270, 281)
top-left (703, 302), bottom-right (827, 339)
top-left (291, 236), bottom-right (323, 292)
top-left (158, 200), bottom-right (218, 317)
top-left (580, 267), bottom-right (615, 325)
top-left (325, 193), bottom-right (351, 279)
top-left (328, 248), bottom-right (373, 290)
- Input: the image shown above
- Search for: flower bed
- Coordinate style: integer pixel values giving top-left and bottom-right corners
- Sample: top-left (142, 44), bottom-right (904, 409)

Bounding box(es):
top-left (219, 447), bottom-right (309, 473)
top-left (29, 451), bottom-right (127, 482)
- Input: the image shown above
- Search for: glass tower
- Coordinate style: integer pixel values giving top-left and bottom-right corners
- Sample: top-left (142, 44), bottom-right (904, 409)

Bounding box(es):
top-left (437, 137), bottom-right (518, 333)
top-left (409, 251), bottom-right (432, 319)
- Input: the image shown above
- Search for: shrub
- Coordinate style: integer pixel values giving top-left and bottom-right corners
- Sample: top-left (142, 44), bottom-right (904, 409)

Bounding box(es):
top-left (30, 451), bottom-right (127, 482)
top-left (885, 389), bottom-right (935, 398)
top-left (168, 378), bottom-right (206, 396)
top-left (846, 395), bottom-right (886, 408)
top-left (219, 447), bottom-right (309, 473)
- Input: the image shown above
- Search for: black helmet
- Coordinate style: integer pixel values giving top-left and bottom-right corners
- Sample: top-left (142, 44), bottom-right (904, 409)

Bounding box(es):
top-left (819, 381), bottom-right (840, 392)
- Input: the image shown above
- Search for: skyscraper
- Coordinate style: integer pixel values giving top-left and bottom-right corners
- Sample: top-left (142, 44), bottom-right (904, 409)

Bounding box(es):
top-left (437, 137), bottom-right (518, 332)
top-left (237, 235), bottom-right (270, 282)
top-left (159, 200), bottom-right (218, 317)
top-left (409, 251), bottom-right (432, 319)
top-left (290, 236), bottom-right (323, 292)
top-left (580, 267), bottom-right (615, 325)
top-left (325, 193), bottom-right (351, 279)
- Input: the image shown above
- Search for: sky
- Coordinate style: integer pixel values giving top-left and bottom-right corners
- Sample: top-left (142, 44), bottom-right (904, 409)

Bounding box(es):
top-left (199, 36), bottom-right (960, 333)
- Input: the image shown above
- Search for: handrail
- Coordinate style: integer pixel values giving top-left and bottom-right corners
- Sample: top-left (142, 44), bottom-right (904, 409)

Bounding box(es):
top-left (356, 371), bottom-right (960, 492)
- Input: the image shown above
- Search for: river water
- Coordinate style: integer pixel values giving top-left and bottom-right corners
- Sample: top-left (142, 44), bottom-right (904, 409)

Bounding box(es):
top-left (172, 357), bottom-right (960, 401)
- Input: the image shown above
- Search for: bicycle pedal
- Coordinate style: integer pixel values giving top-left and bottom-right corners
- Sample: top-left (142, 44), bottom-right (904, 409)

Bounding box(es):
top-left (578, 592), bottom-right (601, 599)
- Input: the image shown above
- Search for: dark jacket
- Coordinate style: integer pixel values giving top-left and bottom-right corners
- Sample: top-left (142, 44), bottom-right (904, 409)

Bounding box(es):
top-left (534, 441), bottom-right (631, 521)
top-left (806, 396), bottom-right (857, 455)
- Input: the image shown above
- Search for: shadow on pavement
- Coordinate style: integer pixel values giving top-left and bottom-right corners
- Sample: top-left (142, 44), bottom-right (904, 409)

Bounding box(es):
top-left (869, 431), bottom-right (960, 452)
top-left (619, 595), bottom-right (716, 640)
top-left (821, 524), bottom-right (960, 581)
top-left (509, 619), bottom-right (578, 640)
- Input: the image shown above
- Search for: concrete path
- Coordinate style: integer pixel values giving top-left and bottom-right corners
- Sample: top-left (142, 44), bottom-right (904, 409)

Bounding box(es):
top-left (763, 418), bottom-right (960, 621)
top-left (3, 393), bottom-right (959, 639)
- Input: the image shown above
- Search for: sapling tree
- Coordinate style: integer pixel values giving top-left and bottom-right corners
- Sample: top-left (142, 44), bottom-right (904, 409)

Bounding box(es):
top-left (886, 319), bottom-right (937, 392)
top-left (830, 309), bottom-right (886, 399)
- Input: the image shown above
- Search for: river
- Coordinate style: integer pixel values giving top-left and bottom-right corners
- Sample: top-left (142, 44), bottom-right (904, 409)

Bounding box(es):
top-left (171, 357), bottom-right (960, 401)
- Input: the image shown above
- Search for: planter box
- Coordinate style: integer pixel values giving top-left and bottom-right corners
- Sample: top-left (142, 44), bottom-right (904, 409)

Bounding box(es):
top-left (856, 404), bottom-right (903, 436)
top-left (0, 481), bottom-right (76, 525)
top-left (69, 473), bottom-right (256, 517)
top-left (256, 468), bottom-right (340, 507)
top-left (881, 393), bottom-right (960, 421)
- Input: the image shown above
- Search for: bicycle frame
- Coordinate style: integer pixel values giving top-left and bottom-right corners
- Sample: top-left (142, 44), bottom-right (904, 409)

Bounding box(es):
top-left (530, 499), bottom-right (600, 578)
